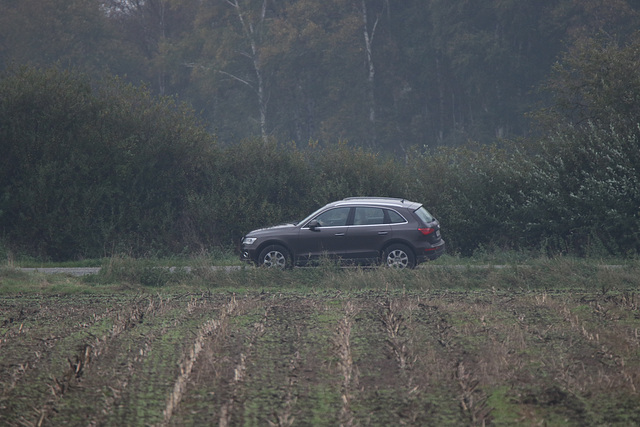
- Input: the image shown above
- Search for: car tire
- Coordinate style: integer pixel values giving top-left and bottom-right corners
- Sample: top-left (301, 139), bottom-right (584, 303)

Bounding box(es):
top-left (383, 244), bottom-right (416, 269)
top-left (258, 245), bottom-right (291, 269)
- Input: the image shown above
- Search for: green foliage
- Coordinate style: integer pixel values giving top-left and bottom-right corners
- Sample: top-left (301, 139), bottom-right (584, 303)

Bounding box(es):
top-left (307, 142), bottom-right (407, 202)
top-left (403, 143), bottom-right (532, 255)
top-left (5, 27), bottom-right (640, 261)
top-left (3, 0), bottom-right (640, 153)
top-left (539, 33), bottom-right (640, 136)
top-left (199, 138), bottom-right (316, 246)
top-left (522, 125), bottom-right (640, 255)
top-left (0, 66), bottom-right (215, 260)
top-left (0, 0), bottom-right (115, 71)
top-left (526, 34), bottom-right (640, 255)
top-left (190, 139), bottom-right (409, 248)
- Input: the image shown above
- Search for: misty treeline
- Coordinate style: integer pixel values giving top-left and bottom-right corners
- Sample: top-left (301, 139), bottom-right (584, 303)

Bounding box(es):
top-left (2, 0), bottom-right (640, 152)
top-left (2, 30), bottom-right (640, 260)
top-left (1, 0), bottom-right (640, 260)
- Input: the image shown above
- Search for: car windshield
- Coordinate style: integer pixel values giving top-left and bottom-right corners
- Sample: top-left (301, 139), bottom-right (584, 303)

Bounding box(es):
top-left (414, 206), bottom-right (434, 224)
top-left (296, 205), bottom-right (328, 226)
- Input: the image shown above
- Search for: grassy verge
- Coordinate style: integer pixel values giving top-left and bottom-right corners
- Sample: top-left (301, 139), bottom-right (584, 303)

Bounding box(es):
top-left (2, 255), bottom-right (638, 294)
top-left (2, 247), bottom-right (241, 269)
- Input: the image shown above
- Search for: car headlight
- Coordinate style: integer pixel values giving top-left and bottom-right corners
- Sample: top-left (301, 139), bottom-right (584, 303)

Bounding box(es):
top-left (243, 237), bottom-right (257, 245)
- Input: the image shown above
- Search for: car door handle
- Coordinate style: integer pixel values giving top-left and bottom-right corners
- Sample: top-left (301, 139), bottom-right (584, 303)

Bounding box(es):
top-left (335, 232), bottom-right (346, 236)
top-left (378, 231), bottom-right (388, 235)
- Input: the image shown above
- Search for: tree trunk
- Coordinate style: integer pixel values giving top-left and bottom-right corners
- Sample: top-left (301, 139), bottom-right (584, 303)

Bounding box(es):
top-left (361, 0), bottom-right (379, 147)
top-left (226, 0), bottom-right (269, 144)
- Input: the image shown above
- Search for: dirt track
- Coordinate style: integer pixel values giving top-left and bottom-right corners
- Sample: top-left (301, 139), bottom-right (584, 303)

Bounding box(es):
top-left (17, 264), bottom-right (625, 277)
top-left (17, 266), bottom-right (241, 276)
top-left (18, 267), bottom-right (102, 276)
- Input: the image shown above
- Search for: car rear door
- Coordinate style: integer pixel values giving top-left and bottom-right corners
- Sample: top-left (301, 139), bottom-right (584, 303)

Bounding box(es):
top-left (344, 207), bottom-right (390, 261)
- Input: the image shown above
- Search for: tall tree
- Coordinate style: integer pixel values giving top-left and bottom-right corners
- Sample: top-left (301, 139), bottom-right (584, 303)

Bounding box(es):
top-left (538, 32), bottom-right (640, 136)
top-left (0, 0), bottom-right (114, 71)
top-left (100, 0), bottom-right (200, 95)
top-left (221, 0), bottom-right (270, 142)
top-left (358, 0), bottom-right (387, 146)
top-left (188, 0), bottom-right (278, 143)
top-left (6, 0), bottom-right (640, 152)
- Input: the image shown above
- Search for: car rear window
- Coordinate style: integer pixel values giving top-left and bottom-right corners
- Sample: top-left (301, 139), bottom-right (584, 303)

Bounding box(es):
top-left (353, 207), bottom-right (385, 225)
top-left (387, 209), bottom-right (406, 224)
top-left (414, 206), bottom-right (434, 224)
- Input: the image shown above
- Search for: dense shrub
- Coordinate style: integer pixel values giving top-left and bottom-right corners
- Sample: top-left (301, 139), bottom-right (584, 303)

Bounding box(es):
top-left (0, 66), bottom-right (215, 259)
top-left (404, 143), bottom-right (536, 255)
top-left (520, 125), bottom-right (640, 255)
top-left (306, 142), bottom-right (408, 202)
top-left (2, 66), bottom-right (639, 260)
top-left (189, 139), bottom-right (409, 248)
top-left (193, 138), bottom-right (316, 248)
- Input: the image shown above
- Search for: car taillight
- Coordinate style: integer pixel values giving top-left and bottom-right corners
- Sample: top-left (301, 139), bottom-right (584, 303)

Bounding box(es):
top-left (418, 227), bottom-right (435, 235)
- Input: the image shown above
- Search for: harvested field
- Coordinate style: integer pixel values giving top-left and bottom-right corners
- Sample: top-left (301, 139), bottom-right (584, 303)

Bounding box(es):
top-left (1, 263), bottom-right (640, 426)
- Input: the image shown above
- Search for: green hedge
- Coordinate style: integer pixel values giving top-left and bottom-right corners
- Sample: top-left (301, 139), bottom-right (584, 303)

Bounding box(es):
top-left (1, 66), bottom-right (639, 260)
top-left (0, 66), bottom-right (215, 259)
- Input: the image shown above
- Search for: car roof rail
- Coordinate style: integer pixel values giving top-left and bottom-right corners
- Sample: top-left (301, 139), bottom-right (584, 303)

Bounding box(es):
top-left (343, 196), bottom-right (406, 202)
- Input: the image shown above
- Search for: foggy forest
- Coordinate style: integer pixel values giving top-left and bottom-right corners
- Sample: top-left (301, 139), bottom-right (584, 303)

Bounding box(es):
top-left (2, 0), bottom-right (640, 259)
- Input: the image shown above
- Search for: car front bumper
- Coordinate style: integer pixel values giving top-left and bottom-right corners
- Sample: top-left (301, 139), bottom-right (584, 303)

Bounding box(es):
top-left (240, 246), bottom-right (258, 264)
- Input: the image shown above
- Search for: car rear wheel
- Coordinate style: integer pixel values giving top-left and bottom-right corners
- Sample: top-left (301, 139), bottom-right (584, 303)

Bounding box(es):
top-left (258, 245), bottom-right (291, 269)
top-left (384, 244), bottom-right (416, 269)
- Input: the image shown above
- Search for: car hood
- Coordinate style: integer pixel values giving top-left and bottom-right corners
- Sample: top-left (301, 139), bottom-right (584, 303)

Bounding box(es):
top-left (246, 223), bottom-right (297, 237)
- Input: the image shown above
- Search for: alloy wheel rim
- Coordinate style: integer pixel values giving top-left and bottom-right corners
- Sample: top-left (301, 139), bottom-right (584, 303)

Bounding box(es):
top-left (263, 251), bottom-right (286, 268)
top-left (387, 250), bottom-right (408, 268)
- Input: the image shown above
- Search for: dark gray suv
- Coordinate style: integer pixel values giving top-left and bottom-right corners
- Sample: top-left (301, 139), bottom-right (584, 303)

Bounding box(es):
top-left (240, 197), bottom-right (445, 268)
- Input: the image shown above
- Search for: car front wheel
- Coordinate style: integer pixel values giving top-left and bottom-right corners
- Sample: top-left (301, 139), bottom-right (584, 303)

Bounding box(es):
top-left (258, 245), bottom-right (291, 269)
top-left (383, 244), bottom-right (416, 269)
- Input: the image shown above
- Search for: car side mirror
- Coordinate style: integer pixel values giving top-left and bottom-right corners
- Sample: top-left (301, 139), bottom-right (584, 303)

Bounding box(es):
top-left (308, 219), bottom-right (320, 230)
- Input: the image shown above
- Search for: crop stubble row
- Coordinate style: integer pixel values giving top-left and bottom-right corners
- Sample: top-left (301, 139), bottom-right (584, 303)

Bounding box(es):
top-left (1, 290), bottom-right (639, 426)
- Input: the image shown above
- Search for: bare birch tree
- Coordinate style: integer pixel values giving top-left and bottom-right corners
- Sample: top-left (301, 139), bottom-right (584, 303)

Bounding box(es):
top-left (222, 0), bottom-right (270, 144)
top-left (358, 0), bottom-right (386, 146)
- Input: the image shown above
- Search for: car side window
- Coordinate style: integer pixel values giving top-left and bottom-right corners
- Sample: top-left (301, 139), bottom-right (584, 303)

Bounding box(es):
top-left (387, 209), bottom-right (406, 224)
top-left (314, 207), bottom-right (351, 227)
top-left (353, 207), bottom-right (385, 225)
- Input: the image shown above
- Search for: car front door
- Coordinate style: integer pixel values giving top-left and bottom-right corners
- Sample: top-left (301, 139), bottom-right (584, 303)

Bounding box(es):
top-left (295, 207), bottom-right (352, 262)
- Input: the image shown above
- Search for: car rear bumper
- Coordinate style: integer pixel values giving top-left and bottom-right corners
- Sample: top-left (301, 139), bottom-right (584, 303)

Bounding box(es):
top-left (417, 240), bottom-right (446, 262)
